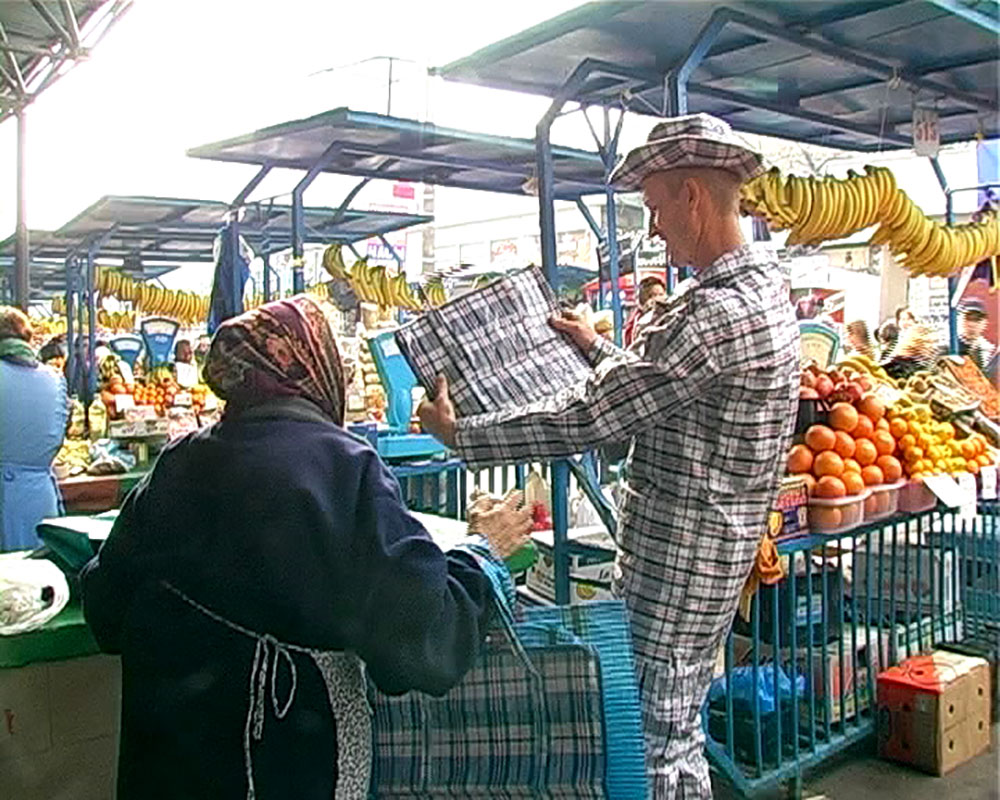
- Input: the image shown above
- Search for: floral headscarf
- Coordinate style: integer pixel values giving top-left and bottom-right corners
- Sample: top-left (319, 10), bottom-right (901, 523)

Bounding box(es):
top-left (204, 295), bottom-right (346, 424)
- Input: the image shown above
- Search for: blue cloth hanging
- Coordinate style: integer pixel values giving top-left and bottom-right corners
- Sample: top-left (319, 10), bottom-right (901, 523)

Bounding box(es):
top-left (207, 223), bottom-right (250, 334)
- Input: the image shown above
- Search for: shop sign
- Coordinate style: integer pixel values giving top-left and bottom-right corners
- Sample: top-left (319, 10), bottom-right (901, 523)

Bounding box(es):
top-left (913, 107), bottom-right (940, 158)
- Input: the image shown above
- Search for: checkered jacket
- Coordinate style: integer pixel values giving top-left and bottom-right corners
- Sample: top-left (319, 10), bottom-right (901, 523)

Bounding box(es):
top-left (455, 244), bottom-right (800, 661)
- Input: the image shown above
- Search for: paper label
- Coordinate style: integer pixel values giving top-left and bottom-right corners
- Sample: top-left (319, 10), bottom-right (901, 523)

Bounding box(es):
top-left (956, 473), bottom-right (978, 523)
top-left (922, 474), bottom-right (963, 507)
top-left (980, 465), bottom-right (997, 500)
top-left (913, 107), bottom-right (940, 157)
top-left (114, 394), bottom-right (135, 413)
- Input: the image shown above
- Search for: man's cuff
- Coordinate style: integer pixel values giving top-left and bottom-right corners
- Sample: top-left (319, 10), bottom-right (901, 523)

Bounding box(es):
top-left (587, 335), bottom-right (619, 366)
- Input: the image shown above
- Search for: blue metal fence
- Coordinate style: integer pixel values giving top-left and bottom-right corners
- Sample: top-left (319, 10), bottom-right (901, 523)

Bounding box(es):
top-left (706, 502), bottom-right (999, 798)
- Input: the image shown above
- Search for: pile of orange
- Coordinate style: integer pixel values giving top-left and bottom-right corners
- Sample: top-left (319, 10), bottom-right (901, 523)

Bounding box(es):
top-left (788, 395), bottom-right (904, 500)
top-left (884, 402), bottom-right (995, 479)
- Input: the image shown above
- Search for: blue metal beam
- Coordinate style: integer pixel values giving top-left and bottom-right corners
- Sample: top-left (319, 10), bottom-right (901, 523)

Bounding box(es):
top-left (231, 164), bottom-right (271, 208)
top-left (292, 142), bottom-right (344, 292)
top-left (575, 198), bottom-right (604, 241)
top-left (378, 234), bottom-right (404, 268)
top-left (926, 0), bottom-right (1000, 35)
top-left (667, 9), bottom-right (729, 115)
top-left (332, 178), bottom-right (371, 223)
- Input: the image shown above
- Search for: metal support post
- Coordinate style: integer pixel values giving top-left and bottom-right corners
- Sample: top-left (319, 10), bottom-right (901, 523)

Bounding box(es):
top-left (577, 197), bottom-right (607, 309)
top-left (64, 256), bottom-right (76, 393)
top-left (535, 126), bottom-right (559, 287)
top-left (262, 242), bottom-right (272, 303)
top-left (347, 243), bottom-right (363, 261)
top-left (667, 10), bottom-right (729, 115)
top-left (603, 107), bottom-right (622, 345)
top-left (85, 247), bottom-right (98, 404)
top-left (15, 110), bottom-right (28, 310)
top-left (293, 142), bottom-right (343, 294)
top-left (229, 220), bottom-right (243, 310)
top-left (551, 459), bottom-right (571, 605)
top-left (231, 164), bottom-right (271, 208)
top-left (378, 234), bottom-right (404, 269)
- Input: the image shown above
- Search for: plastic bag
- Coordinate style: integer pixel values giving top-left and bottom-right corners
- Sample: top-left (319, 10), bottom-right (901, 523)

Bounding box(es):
top-left (0, 558), bottom-right (70, 635)
top-left (708, 663), bottom-right (805, 715)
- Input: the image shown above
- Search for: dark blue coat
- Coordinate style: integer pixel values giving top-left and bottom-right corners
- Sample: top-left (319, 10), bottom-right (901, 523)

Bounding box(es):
top-left (81, 397), bottom-right (492, 799)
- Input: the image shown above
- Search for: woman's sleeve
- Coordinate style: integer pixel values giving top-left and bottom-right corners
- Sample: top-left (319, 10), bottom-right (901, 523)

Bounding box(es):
top-left (79, 476), bottom-right (151, 654)
top-left (351, 454), bottom-right (496, 697)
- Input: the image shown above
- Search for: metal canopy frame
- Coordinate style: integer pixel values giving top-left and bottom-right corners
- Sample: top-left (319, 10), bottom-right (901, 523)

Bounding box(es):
top-left (2, 0), bottom-right (133, 310)
top-left (7, 194), bottom-right (431, 402)
top-left (433, 1), bottom-right (999, 646)
top-left (187, 106), bottom-right (610, 293)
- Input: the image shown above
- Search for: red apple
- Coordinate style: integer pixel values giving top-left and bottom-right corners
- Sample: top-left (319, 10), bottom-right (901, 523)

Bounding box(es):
top-left (828, 370), bottom-right (844, 385)
top-left (799, 387), bottom-right (820, 399)
top-left (857, 375), bottom-right (873, 392)
top-left (815, 375), bottom-right (834, 399)
top-left (800, 372), bottom-right (817, 389)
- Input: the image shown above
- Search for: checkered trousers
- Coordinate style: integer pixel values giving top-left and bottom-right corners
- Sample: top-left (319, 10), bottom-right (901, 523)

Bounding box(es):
top-left (372, 638), bottom-right (607, 798)
top-left (395, 267), bottom-right (592, 417)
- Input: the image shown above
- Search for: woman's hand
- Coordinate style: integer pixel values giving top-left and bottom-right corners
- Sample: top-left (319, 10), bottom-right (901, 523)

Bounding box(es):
top-left (470, 490), bottom-right (533, 560)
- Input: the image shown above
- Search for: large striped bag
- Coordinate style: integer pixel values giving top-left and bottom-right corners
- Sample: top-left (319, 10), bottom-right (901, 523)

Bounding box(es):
top-left (371, 552), bottom-right (647, 799)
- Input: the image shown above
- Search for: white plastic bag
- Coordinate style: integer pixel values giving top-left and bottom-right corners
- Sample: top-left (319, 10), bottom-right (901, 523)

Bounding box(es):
top-left (0, 558), bottom-right (70, 636)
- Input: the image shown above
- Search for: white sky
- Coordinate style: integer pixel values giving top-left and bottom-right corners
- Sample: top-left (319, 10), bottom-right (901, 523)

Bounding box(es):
top-left (0, 0), bottom-right (599, 235)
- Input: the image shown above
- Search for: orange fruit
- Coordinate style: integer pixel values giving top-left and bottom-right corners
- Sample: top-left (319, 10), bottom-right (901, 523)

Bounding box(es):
top-left (904, 446), bottom-right (925, 464)
top-left (865, 493), bottom-right (879, 515)
top-left (889, 418), bottom-right (908, 439)
top-left (898, 434), bottom-right (917, 451)
top-left (829, 403), bottom-right (860, 433)
top-left (961, 440), bottom-right (976, 459)
top-left (843, 458), bottom-right (861, 474)
top-left (843, 471), bottom-right (866, 496)
top-left (852, 415), bottom-right (875, 441)
top-left (861, 465), bottom-right (885, 486)
top-left (814, 475), bottom-right (847, 498)
top-left (977, 454), bottom-right (991, 468)
top-left (814, 451), bottom-right (846, 478)
top-left (876, 455), bottom-right (903, 482)
top-left (805, 425), bottom-right (837, 453)
top-left (787, 445), bottom-right (814, 474)
top-left (858, 394), bottom-right (885, 422)
top-left (855, 439), bottom-right (878, 467)
top-left (833, 431), bottom-right (856, 459)
top-left (810, 506), bottom-right (844, 530)
top-left (876, 418), bottom-right (890, 432)
top-left (967, 460), bottom-right (980, 475)
top-left (795, 473), bottom-right (818, 496)
top-left (918, 434), bottom-right (934, 451)
top-left (872, 430), bottom-right (896, 457)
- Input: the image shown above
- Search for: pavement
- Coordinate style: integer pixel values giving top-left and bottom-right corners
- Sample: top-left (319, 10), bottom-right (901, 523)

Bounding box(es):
top-left (712, 725), bottom-right (999, 800)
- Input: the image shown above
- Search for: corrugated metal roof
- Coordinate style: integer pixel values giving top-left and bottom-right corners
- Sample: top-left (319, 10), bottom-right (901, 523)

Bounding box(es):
top-left (187, 107), bottom-right (609, 199)
top-left (434, 1), bottom-right (999, 151)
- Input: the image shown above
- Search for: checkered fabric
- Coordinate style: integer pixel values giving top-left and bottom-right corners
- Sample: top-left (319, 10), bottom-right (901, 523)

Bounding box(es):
top-left (609, 113), bottom-right (764, 190)
top-left (453, 244), bottom-right (800, 799)
top-left (372, 637), bottom-right (607, 798)
top-left (394, 266), bottom-right (592, 417)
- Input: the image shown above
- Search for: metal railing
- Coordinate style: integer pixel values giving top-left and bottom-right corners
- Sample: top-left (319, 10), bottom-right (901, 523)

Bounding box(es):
top-left (706, 502), bottom-right (998, 798)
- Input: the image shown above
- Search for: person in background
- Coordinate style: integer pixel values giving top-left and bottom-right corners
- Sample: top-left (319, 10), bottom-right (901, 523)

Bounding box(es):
top-left (419, 113), bottom-right (800, 800)
top-left (173, 338), bottom-right (198, 388)
top-left (39, 334), bottom-right (67, 366)
top-left (81, 295), bottom-right (531, 800)
top-left (623, 275), bottom-right (667, 347)
top-left (896, 305), bottom-right (918, 330)
top-left (876, 320), bottom-right (899, 358)
top-left (0, 307), bottom-right (68, 552)
top-left (957, 298), bottom-right (995, 374)
top-left (845, 320), bottom-right (878, 361)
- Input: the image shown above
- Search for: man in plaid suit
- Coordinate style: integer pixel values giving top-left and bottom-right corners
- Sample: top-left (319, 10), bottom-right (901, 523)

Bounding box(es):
top-left (421, 114), bottom-right (800, 799)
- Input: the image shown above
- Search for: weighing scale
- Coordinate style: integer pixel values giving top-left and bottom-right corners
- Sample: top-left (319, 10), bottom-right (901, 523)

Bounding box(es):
top-left (140, 317), bottom-right (180, 368)
top-left (366, 330), bottom-right (447, 461)
top-left (109, 335), bottom-right (144, 369)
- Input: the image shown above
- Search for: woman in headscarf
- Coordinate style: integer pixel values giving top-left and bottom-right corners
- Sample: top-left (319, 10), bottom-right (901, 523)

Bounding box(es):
top-left (81, 296), bottom-right (531, 800)
top-left (0, 307), bottom-right (67, 551)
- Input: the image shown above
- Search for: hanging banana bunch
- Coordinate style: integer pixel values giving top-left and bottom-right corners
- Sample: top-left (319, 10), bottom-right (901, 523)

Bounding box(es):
top-left (322, 243), bottom-right (349, 279)
top-left (741, 165), bottom-right (1000, 278)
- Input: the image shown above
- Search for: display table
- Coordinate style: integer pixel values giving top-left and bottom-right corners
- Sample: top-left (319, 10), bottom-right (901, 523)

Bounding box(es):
top-left (57, 470), bottom-right (148, 515)
top-left (0, 605), bottom-right (99, 670)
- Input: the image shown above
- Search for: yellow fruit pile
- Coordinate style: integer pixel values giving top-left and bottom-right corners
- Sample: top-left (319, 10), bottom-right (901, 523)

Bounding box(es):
top-left (741, 166), bottom-right (1000, 277)
top-left (97, 267), bottom-right (210, 326)
top-left (96, 310), bottom-right (136, 332)
top-left (884, 403), bottom-right (994, 479)
top-left (321, 244), bottom-right (446, 310)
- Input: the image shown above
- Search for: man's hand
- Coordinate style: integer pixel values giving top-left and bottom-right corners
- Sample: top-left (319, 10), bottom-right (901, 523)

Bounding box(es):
top-left (417, 374), bottom-right (457, 448)
top-left (472, 490), bottom-right (533, 559)
top-left (550, 312), bottom-right (597, 354)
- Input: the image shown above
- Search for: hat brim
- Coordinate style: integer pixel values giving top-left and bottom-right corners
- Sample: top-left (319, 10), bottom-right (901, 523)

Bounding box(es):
top-left (610, 137), bottom-right (764, 191)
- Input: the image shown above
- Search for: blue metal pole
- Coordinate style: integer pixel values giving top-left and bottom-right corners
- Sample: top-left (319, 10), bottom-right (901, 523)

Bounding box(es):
top-left (262, 250), bottom-right (272, 303)
top-left (604, 107), bottom-right (622, 345)
top-left (229, 219), bottom-right (243, 308)
top-left (85, 247), bottom-right (97, 405)
top-left (64, 256), bottom-right (75, 393)
top-left (292, 190), bottom-right (306, 294)
top-left (378, 234), bottom-right (405, 268)
top-left (551, 459), bottom-right (571, 605)
top-left (231, 164), bottom-right (271, 208)
top-left (536, 125), bottom-right (559, 288)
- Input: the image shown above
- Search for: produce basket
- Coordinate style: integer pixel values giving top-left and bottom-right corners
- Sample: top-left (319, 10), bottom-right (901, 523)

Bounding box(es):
top-left (897, 478), bottom-right (938, 514)
top-left (864, 480), bottom-right (907, 521)
top-left (807, 491), bottom-right (869, 535)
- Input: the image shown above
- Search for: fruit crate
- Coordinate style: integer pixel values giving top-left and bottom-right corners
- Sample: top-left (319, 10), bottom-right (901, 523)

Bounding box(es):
top-left (865, 480), bottom-right (907, 521)
top-left (807, 491), bottom-right (869, 535)
top-left (898, 479), bottom-right (938, 514)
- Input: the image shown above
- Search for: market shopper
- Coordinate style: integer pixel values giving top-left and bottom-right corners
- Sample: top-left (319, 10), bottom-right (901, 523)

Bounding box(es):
top-left (81, 295), bottom-right (531, 800)
top-left (623, 274), bottom-right (667, 347)
top-left (420, 113), bottom-right (800, 800)
top-left (845, 319), bottom-right (878, 360)
top-left (0, 307), bottom-right (67, 551)
top-left (957, 298), bottom-right (995, 374)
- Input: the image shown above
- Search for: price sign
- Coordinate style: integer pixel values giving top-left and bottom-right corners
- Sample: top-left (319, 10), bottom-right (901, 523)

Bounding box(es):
top-left (922, 473), bottom-right (963, 507)
top-left (956, 473), bottom-right (978, 524)
top-left (980, 465), bottom-right (997, 500)
top-left (913, 107), bottom-right (940, 157)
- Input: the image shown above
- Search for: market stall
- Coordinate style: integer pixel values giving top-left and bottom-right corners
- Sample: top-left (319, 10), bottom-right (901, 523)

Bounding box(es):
top-left (432, 1), bottom-right (1000, 795)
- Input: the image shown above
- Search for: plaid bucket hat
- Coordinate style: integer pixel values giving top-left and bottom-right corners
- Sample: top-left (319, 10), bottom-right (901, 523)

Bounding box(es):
top-left (610, 113), bottom-right (764, 190)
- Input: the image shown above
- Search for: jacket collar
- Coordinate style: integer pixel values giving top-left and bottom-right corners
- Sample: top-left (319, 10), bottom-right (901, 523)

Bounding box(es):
top-left (229, 395), bottom-right (335, 427)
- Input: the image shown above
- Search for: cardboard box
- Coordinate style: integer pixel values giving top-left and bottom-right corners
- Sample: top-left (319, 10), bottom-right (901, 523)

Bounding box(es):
top-left (877, 650), bottom-right (991, 775)
top-left (853, 546), bottom-right (956, 619)
top-left (525, 526), bottom-right (615, 605)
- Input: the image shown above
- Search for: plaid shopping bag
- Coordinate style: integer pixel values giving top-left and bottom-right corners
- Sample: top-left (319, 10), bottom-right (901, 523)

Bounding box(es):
top-left (394, 266), bottom-right (592, 417)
